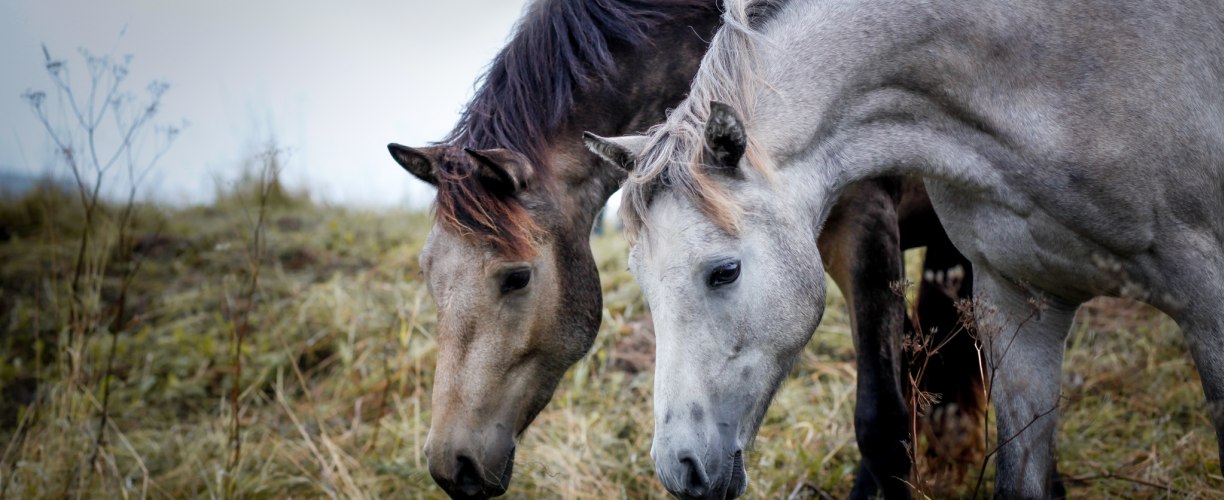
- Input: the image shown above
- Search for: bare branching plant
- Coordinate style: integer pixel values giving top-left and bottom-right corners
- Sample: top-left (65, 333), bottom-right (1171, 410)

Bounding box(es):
top-left (23, 42), bottom-right (180, 345)
top-left (20, 39), bottom-right (181, 494)
top-left (893, 267), bottom-right (976, 496)
top-left (897, 267), bottom-right (1069, 497)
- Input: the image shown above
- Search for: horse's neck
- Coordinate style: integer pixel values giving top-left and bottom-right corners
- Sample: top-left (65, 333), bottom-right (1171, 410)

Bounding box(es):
top-left (548, 8), bottom-right (719, 226)
top-left (754, 0), bottom-right (1016, 210)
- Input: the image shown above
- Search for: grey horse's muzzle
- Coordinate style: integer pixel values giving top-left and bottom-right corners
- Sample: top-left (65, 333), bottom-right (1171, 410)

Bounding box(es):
top-left (652, 415), bottom-right (748, 499)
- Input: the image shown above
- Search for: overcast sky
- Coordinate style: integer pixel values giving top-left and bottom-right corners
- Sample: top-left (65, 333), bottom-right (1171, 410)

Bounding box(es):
top-left (0, 0), bottom-right (531, 208)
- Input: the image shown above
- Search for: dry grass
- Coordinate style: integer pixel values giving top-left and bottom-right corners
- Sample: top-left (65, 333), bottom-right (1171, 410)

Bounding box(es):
top-left (0, 185), bottom-right (1220, 498)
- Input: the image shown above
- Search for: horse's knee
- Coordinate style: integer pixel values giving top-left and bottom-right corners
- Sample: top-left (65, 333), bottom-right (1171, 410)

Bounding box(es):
top-left (856, 424), bottom-right (907, 458)
top-left (972, 271), bottom-right (1075, 499)
top-left (854, 387), bottom-right (909, 448)
top-left (993, 464), bottom-right (1061, 500)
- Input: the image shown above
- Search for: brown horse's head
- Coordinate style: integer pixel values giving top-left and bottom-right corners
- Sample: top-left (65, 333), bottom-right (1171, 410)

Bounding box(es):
top-left (389, 143), bottom-right (602, 498)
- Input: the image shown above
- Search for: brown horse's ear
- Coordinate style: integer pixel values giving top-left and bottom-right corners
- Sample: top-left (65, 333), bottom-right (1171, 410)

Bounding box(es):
top-left (583, 132), bottom-right (647, 172)
top-left (463, 148), bottom-right (533, 193)
top-left (388, 143), bottom-right (439, 185)
top-left (704, 101), bottom-right (746, 171)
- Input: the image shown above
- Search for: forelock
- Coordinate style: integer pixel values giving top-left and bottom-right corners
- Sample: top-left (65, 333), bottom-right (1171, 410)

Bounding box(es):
top-left (431, 147), bottom-right (544, 260)
top-left (618, 0), bottom-right (777, 242)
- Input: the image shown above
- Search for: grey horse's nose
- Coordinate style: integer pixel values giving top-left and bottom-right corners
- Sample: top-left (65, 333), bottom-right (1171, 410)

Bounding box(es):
top-left (676, 449), bottom-right (712, 497)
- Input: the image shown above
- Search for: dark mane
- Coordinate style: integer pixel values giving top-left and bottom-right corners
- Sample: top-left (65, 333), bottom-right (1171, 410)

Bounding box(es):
top-left (442, 0), bottom-right (715, 169)
top-left (434, 0), bottom-right (715, 256)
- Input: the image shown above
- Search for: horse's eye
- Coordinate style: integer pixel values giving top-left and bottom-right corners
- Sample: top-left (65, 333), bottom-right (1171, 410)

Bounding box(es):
top-left (501, 268), bottom-right (531, 294)
top-left (707, 260), bottom-right (741, 288)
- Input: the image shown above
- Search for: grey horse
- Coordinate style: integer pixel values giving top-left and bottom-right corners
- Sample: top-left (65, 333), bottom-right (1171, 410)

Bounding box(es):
top-left (587, 0), bottom-right (1224, 497)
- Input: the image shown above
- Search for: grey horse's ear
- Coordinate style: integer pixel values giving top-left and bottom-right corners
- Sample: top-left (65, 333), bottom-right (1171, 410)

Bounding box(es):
top-left (704, 101), bottom-right (747, 170)
top-left (388, 143), bottom-right (440, 185)
top-left (584, 132), bottom-right (647, 172)
top-left (463, 147), bottom-right (533, 193)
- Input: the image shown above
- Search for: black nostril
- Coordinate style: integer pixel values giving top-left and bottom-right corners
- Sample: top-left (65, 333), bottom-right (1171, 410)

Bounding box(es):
top-left (453, 455), bottom-right (484, 497)
top-left (678, 452), bottom-right (710, 496)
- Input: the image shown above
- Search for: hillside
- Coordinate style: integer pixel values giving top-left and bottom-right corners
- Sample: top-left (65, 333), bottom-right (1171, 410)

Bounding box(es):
top-left (0, 185), bottom-right (1218, 498)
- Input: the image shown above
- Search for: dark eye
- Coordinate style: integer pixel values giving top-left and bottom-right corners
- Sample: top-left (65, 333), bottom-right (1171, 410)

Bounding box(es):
top-left (501, 268), bottom-right (531, 294)
top-left (707, 260), bottom-right (741, 288)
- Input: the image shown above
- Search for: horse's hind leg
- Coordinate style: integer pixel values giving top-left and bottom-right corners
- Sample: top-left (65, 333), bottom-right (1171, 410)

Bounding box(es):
top-left (820, 180), bottom-right (911, 499)
top-left (973, 270), bottom-right (1077, 499)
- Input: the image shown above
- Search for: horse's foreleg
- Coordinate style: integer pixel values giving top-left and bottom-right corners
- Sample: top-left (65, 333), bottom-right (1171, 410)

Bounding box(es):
top-left (820, 182), bottom-right (911, 499)
top-left (973, 270), bottom-right (1076, 499)
top-left (1172, 271), bottom-right (1224, 473)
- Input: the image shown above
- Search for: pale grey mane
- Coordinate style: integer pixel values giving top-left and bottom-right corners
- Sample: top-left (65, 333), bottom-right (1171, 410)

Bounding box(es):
top-left (619, 0), bottom-right (781, 240)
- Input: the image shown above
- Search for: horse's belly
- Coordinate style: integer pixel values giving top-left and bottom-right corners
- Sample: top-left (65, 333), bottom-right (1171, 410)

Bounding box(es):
top-left (924, 180), bottom-right (1138, 303)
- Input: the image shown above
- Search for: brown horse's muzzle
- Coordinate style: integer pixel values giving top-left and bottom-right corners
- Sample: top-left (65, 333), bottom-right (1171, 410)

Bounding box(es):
top-left (426, 423), bottom-right (516, 499)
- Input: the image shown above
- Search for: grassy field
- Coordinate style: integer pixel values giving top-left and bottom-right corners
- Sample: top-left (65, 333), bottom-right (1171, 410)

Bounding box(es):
top-left (0, 182), bottom-right (1221, 499)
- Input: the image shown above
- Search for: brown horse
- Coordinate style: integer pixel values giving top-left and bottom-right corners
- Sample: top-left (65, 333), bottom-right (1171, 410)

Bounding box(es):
top-left (389, 0), bottom-right (981, 497)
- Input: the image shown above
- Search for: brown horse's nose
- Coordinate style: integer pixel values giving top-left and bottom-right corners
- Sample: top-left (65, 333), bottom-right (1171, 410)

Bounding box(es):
top-left (440, 454), bottom-right (485, 498)
top-left (428, 445), bottom-right (515, 499)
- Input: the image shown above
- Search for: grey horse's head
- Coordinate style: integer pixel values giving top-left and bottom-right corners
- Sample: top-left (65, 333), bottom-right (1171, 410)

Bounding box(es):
top-left (587, 102), bottom-right (827, 499)
top-left (389, 144), bottom-right (602, 499)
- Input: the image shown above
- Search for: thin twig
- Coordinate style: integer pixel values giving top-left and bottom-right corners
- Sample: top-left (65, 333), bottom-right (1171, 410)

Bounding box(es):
top-left (223, 145), bottom-right (278, 498)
